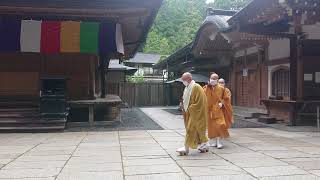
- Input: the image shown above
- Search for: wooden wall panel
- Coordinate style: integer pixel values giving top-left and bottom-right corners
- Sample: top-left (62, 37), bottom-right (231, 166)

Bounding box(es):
top-left (304, 56), bottom-right (320, 100)
top-left (0, 72), bottom-right (39, 97)
top-left (44, 54), bottom-right (96, 100)
top-left (0, 53), bottom-right (98, 100)
top-left (0, 53), bottom-right (41, 72)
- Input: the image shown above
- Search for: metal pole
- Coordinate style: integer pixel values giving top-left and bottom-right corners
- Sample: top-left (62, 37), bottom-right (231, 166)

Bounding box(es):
top-left (317, 106), bottom-right (320, 131)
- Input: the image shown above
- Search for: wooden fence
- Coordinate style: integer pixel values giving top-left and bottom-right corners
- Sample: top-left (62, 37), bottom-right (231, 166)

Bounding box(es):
top-left (107, 82), bottom-right (166, 107)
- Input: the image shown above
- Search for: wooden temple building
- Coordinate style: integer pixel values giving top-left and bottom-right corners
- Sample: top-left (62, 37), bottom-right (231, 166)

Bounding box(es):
top-left (156, 0), bottom-right (320, 126)
top-left (0, 0), bottom-right (163, 131)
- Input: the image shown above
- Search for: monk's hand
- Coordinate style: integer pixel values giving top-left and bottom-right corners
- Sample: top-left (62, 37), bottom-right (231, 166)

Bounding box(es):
top-left (218, 103), bottom-right (223, 108)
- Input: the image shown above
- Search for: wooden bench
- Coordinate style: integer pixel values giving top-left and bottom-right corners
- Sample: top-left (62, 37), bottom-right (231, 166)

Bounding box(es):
top-left (68, 95), bottom-right (122, 126)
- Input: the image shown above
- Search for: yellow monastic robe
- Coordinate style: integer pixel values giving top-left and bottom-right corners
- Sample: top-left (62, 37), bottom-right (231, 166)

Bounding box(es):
top-left (222, 88), bottom-right (233, 129)
top-left (203, 85), bottom-right (231, 139)
top-left (183, 83), bottom-right (208, 149)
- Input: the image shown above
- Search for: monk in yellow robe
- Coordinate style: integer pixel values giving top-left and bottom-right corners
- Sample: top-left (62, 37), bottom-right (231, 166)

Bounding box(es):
top-left (203, 73), bottom-right (233, 149)
top-left (177, 72), bottom-right (209, 156)
top-left (218, 78), bottom-right (234, 129)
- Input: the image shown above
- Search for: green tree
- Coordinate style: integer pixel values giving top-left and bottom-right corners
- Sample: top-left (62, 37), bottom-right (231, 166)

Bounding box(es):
top-left (143, 0), bottom-right (207, 55)
top-left (143, 30), bottom-right (171, 55)
top-left (143, 0), bottom-right (250, 55)
top-left (208, 0), bottom-right (250, 10)
top-left (127, 75), bottom-right (145, 83)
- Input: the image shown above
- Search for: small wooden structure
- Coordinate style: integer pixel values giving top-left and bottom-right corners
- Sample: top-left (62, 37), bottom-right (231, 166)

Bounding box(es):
top-left (0, 0), bottom-right (163, 131)
top-left (124, 53), bottom-right (163, 82)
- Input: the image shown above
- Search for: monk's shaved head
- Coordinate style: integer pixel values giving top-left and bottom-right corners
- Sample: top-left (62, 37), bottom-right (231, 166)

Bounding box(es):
top-left (218, 78), bottom-right (225, 87)
top-left (210, 73), bottom-right (219, 80)
top-left (181, 72), bottom-right (192, 83)
top-left (218, 78), bottom-right (225, 83)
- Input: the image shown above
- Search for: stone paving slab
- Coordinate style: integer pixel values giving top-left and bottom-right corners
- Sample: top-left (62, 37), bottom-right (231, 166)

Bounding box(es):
top-left (0, 130), bottom-right (319, 179)
top-left (67, 156), bottom-right (122, 163)
top-left (56, 171), bottom-right (123, 180)
top-left (310, 170), bottom-right (320, 176)
top-left (124, 164), bottom-right (182, 175)
top-left (0, 159), bottom-right (13, 164)
top-left (63, 162), bottom-right (123, 172)
top-left (261, 150), bottom-right (320, 159)
top-left (290, 146), bottom-right (320, 155)
top-left (123, 157), bottom-right (175, 166)
top-left (5, 178), bottom-right (55, 180)
top-left (282, 158), bottom-right (320, 170)
top-left (244, 165), bottom-right (309, 178)
top-left (183, 165), bottom-right (245, 176)
top-left (0, 107), bottom-right (320, 179)
top-left (190, 174), bottom-right (257, 180)
top-left (15, 155), bottom-right (71, 162)
top-left (0, 168), bottom-right (61, 179)
top-left (126, 173), bottom-right (189, 180)
top-left (229, 157), bottom-right (289, 168)
top-left (259, 175), bottom-right (320, 180)
top-left (176, 159), bottom-right (232, 167)
top-left (3, 161), bottom-right (66, 169)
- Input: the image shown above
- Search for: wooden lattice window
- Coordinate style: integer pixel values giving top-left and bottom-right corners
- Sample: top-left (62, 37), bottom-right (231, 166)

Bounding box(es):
top-left (272, 68), bottom-right (290, 97)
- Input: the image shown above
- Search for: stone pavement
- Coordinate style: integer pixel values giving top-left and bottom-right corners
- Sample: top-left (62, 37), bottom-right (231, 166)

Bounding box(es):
top-left (0, 108), bottom-right (319, 179)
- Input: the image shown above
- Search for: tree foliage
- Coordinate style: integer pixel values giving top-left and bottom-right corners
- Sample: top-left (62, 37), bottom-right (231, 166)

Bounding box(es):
top-left (127, 75), bottom-right (145, 83)
top-left (208, 0), bottom-right (250, 10)
top-left (143, 0), bottom-right (250, 55)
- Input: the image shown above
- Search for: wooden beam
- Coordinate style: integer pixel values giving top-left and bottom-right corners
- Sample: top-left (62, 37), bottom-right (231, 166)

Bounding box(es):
top-left (0, 6), bottom-right (149, 19)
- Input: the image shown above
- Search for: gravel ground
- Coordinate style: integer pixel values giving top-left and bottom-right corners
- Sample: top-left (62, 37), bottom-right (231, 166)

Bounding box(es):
top-left (66, 108), bottom-right (163, 131)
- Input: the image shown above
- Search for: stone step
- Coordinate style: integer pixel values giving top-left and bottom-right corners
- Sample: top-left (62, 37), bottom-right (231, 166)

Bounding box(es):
top-left (258, 116), bottom-right (277, 124)
top-left (0, 118), bottom-right (66, 132)
top-left (0, 113), bottom-right (40, 118)
top-left (0, 125), bottom-right (65, 133)
top-left (0, 108), bottom-right (39, 113)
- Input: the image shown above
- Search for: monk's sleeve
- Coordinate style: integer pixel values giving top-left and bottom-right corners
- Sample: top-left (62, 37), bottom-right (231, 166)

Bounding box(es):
top-left (188, 86), bottom-right (202, 113)
top-left (223, 88), bottom-right (234, 127)
top-left (223, 88), bottom-right (231, 101)
top-left (187, 85), bottom-right (208, 130)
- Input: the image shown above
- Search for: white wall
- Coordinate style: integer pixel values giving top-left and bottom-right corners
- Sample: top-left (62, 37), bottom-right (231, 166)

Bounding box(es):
top-left (268, 63), bottom-right (290, 97)
top-left (234, 46), bottom-right (259, 58)
top-left (303, 23), bottom-right (320, 39)
top-left (268, 39), bottom-right (290, 60)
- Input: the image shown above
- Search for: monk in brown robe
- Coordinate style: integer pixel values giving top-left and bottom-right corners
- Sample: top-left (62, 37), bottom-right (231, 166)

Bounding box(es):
top-left (203, 73), bottom-right (233, 149)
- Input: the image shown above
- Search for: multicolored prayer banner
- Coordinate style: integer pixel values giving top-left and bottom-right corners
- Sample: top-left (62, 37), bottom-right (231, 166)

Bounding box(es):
top-left (80, 22), bottom-right (99, 54)
top-left (20, 20), bottom-right (41, 52)
top-left (0, 19), bottom-right (124, 55)
top-left (60, 21), bottom-right (80, 53)
top-left (0, 18), bottom-right (21, 52)
top-left (41, 21), bottom-right (61, 54)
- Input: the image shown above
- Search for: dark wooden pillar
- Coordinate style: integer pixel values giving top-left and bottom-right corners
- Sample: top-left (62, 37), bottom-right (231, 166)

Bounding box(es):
top-left (297, 39), bottom-right (304, 101)
top-left (290, 36), bottom-right (298, 101)
top-left (257, 47), bottom-right (263, 105)
top-left (88, 56), bottom-right (95, 99)
top-left (99, 54), bottom-right (111, 98)
top-left (289, 36), bottom-right (304, 126)
top-left (99, 55), bottom-right (106, 98)
top-left (230, 57), bottom-right (236, 105)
